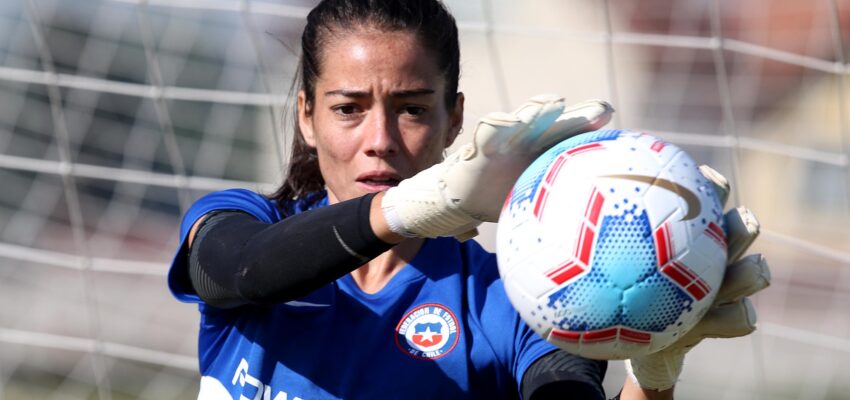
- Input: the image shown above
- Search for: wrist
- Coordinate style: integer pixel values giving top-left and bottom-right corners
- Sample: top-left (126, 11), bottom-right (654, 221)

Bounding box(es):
top-left (620, 377), bottom-right (675, 400)
top-left (624, 352), bottom-right (685, 392)
top-left (379, 165), bottom-right (481, 239)
top-left (370, 191), bottom-right (407, 244)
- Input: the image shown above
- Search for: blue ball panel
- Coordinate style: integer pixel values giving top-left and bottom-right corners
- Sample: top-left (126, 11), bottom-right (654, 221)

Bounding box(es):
top-left (545, 204), bottom-right (693, 333)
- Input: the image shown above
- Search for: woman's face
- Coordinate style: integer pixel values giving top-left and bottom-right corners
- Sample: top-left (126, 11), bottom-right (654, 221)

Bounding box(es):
top-left (298, 29), bottom-right (463, 204)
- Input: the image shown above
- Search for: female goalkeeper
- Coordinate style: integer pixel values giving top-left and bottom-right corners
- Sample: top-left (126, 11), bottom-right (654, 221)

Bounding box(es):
top-left (168, 0), bottom-right (770, 399)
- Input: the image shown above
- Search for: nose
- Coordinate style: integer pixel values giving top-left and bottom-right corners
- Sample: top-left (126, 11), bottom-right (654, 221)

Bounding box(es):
top-left (363, 108), bottom-right (400, 157)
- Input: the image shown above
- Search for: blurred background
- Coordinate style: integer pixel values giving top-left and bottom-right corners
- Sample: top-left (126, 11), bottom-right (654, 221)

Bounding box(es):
top-left (0, 0), bottom-right (848, 398)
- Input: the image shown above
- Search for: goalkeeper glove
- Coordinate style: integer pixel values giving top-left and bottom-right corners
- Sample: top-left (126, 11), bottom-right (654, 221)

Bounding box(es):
top-left (625, 165), bottom-right (772, 391)
top-left (381, 95), bottom-right (613, 240)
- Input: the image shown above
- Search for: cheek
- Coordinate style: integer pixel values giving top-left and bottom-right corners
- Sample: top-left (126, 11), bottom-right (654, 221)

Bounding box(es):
top-left (311, 130), bottom-right (359, 188)
top-left (315, 138), bottom-right (358, 181)
top-left (421, 114), bottom-right (452, 159)
top-left (312, 119), bottom-right (357, 163)
top-left (409, 129), bottom-right (448, 169)
top-left (315, 138), bottom-right (347, 163)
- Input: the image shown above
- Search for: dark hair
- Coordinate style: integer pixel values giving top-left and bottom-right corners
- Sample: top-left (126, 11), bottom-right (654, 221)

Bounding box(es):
top-left (269, 0), bottom-right (461, 203)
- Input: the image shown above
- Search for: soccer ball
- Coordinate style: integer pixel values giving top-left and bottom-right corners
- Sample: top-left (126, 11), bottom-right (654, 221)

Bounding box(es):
top-left (496, 130), bottom-right (727, 360)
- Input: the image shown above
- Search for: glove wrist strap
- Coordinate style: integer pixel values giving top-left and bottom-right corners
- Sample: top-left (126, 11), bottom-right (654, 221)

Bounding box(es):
top-left (624, 355), bottom-right (683, 392)
top-left (381, 201), bottom-right (417, 238)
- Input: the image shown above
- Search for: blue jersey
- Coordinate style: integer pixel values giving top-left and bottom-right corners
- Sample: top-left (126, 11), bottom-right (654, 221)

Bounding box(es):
top-left (169, 189), bottom-right (558, 400)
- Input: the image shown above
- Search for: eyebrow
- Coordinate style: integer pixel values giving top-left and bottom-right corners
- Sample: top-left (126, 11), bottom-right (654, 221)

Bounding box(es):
top-left (324, 88), bottom-right (436, 98)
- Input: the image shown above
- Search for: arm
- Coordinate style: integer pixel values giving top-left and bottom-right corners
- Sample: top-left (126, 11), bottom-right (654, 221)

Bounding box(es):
top-left (186, 192), bottom-right (403, 307)
top-left (620, 379), bottom-right (673, 400)
top-left (520, 353), bottom-right (673, 400)
top-left (187, 191), bottom-right (402, 248)
top-left (521, 350), bottom-right (608, 400)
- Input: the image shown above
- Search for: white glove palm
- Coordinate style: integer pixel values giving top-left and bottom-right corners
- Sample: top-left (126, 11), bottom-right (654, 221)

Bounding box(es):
top-left (625, 166), bottom-right (772, 391)
top-left (382, 95), bottom-right (613, 240)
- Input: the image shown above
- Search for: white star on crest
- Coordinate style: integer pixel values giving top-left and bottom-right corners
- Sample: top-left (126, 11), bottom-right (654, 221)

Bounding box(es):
top-left (418, 326), bottom-right (438, 344)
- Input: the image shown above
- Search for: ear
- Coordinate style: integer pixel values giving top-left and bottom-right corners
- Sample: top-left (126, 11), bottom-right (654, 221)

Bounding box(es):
top-left (298, 90), bottom-right (317, 147)
top-left (445, 92), bottom-right (465, 148)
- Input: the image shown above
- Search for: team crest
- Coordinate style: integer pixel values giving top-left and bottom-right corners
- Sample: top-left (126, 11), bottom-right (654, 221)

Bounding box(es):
top-left (395, 303), bottom-right (460, 360)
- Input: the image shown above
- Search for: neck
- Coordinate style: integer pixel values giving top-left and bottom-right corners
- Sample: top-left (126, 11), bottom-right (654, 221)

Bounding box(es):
top-left (350, 237), bottom-right (425, 294)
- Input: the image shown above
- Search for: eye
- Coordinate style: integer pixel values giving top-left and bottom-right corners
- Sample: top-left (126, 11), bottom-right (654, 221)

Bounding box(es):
top-left (333, 104), bottom-right (360, 116)
top-left (402, 105), bottom-right (427, 117)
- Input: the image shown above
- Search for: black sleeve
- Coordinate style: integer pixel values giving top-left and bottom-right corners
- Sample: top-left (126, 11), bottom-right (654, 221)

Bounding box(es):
top-left (187, 192), bottom-right (394, 308)
top-left (521, 350), bottom-right (608, 400)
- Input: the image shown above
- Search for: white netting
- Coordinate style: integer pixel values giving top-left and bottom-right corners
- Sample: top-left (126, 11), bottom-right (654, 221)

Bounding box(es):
top-left (0, 0), bottom-right (848, 399)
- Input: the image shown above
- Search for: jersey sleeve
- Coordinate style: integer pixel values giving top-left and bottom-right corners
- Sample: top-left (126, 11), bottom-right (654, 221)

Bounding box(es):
top-left (168, 189), bottom-right (281, 303)
top-left (462, 241), bottom-right (559, 395)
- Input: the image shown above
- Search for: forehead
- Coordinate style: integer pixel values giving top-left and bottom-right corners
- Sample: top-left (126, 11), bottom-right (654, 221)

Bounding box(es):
top-left (317, 29), bottom-right (444, 91)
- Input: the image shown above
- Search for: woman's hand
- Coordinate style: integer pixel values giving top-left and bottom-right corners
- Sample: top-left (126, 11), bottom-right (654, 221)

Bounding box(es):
top-left (622, 165), bottom-right (771, 398)
top-left (381, 95), bottom-right (613, 240)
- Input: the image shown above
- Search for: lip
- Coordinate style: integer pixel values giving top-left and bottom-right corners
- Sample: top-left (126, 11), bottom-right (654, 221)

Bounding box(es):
top-left (356, 171), bottom-right (403, 192)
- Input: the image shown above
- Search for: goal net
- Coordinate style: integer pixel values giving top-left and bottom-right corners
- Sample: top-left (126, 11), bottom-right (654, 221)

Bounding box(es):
top-left (0, 0), bottom-right (847, 399)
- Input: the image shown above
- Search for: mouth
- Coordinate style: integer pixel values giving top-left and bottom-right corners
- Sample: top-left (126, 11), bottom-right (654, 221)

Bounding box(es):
top-left (356, 172), bottom-right (402, 191)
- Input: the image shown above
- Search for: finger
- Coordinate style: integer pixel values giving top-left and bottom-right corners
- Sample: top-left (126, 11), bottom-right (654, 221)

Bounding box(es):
top-left (508, 94), bottom-right (565, 149)
top-left (533, 99), bottom-right (614, 151)
top-left (698, 165), bottom-right (730, 208)
top-left (715, 254), bottom-right (771, 305)
top-left (475, 112), bottom-right (522, 155)
top-left (677, 298), bottom-right (757, 348)
top-left (512, 94), bottom-right (565, 118)
top-left (477, 96), bottom-right (564, 154)
top-left (725, 207), bottom-right (760, 263)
